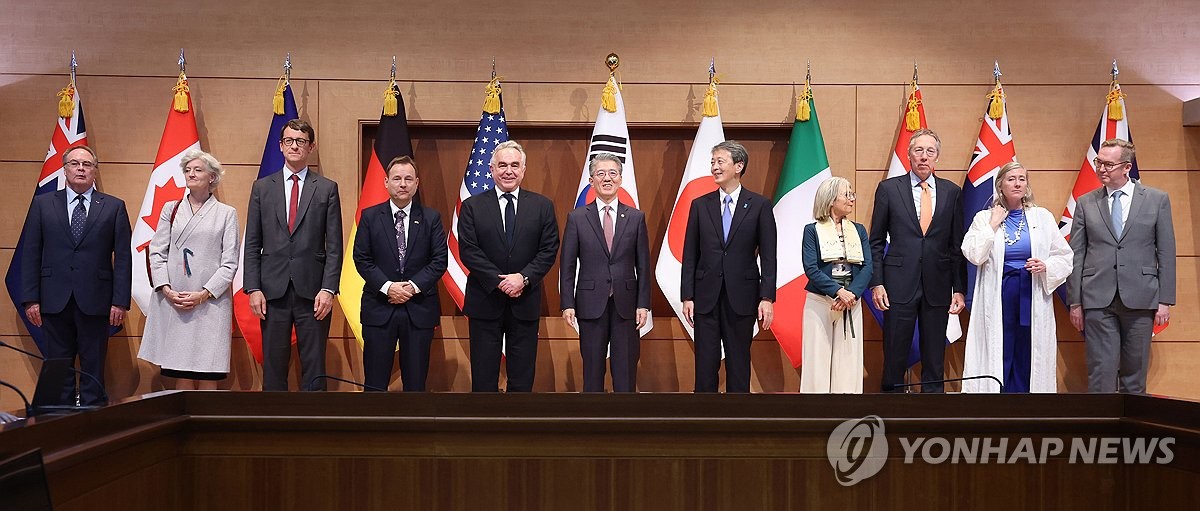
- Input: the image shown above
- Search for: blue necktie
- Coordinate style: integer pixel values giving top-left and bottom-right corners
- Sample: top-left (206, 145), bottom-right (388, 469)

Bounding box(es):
top-left (1111, 190), bottom-right (1124, 238)
top-left (502, 193), bottom-right (516, 247)
top-left (722, 195), bottom-right (733, 242)
top-left (70, 195), bottom-right (87, 242)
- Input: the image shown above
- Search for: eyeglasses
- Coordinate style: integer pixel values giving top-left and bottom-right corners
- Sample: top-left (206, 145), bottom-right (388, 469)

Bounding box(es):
top-left (281, 137), bottom-right (311, 147)
top-left (841, 192), bottom-right (857, 200)
top-left (592, 170), bottom-right (620, 178)
top-left (65, 160), bottom-right (97, 169)
top-left (1093, 158), bottom-right (1130, 171)
top-left (911, 148), bottom-right (938, 157)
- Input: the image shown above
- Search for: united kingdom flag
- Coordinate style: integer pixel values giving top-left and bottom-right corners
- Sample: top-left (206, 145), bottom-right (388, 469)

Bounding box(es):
top-left (962, 68), bottom-right (1017, 306)
top-left (442, 80), bottom-right (508, 309)
top-left (5, 77), bottom-right (89, 354)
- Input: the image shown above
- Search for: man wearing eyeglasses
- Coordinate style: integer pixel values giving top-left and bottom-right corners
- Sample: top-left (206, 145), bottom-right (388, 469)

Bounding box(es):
top-left (19, 145), bottom-right (132, 406)
top-left (869, 128), bottom-right (967, 393)
top-left (1068, 139), bottom-right (1175, 394)
top-left (243, 119), bottom-right (343, 391)
top-left (559, 153), bottom-right (651, 392)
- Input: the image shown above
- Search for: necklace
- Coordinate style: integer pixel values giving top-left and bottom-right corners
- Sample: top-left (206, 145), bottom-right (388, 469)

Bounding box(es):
top-left (1002, 210), bottom-right (1026, 246)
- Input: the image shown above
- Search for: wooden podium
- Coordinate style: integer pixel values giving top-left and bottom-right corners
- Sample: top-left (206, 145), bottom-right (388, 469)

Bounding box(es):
top-left (1, 392), bottom-right (1197, 510)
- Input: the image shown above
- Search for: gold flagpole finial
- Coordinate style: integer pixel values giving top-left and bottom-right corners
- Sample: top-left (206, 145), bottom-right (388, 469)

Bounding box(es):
top-left (601, 53), bottom-right (620, 113)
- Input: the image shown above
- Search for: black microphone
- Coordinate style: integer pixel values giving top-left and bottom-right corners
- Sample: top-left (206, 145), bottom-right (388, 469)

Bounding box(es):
top-left (0, 379), bottom-right (33, 420)
top-left (308, 374), bottom-right (388, 392)
top-left (883, 374), bottom-right (1005, 393)
top-left (0, 340), bottom-right (109, 405)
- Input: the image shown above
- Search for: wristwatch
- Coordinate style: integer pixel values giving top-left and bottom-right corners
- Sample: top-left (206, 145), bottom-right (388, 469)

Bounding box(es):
top-left (522, 275), bottom-right (530, 287)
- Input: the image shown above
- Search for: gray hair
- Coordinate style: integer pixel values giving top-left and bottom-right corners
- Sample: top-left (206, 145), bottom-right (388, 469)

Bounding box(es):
top-left (490, 140), bottom-right (527, 166)
top-left (907, 128), bottom-right (941, 153)
top-left (812, 176), bottom-right (852, 222)
top-left (588, 152), bottom-right (624, 176)
top-left (992, 161), bottom-right (1036, 208)
top-left (712, 140), bottom-right (749, 175)
top-left (180, 149), bottom-right (224, 190)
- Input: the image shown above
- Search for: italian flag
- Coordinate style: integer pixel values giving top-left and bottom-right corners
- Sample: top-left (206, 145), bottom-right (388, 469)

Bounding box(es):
top-left (771, 88), bottom-right (831, 368)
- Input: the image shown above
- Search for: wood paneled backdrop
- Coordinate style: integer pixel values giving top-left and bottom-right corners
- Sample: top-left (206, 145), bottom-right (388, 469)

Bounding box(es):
top-left (2, 0), bottom-right (1199, 409)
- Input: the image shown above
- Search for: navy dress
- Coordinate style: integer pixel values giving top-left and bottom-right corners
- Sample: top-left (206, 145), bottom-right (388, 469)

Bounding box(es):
top-left (1001, 209), bottom-right (1033, 393)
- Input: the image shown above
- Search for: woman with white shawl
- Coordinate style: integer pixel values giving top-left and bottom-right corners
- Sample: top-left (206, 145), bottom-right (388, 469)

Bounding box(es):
top-left (961, 162), bottom-right (1072, 393)
top-left (801, 177), bottom-right (872, 393)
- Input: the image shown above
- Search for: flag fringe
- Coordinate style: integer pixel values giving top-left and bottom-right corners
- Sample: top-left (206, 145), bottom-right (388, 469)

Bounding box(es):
top-left (382, 76), bottom-right (399, 117)
top-left (1106, 81), bottom-right (1126, 121)
top-left (483, 77), bottom-right (502, 114)
top-left (986, 82), bottom-right (1005, 120)
top-left (172, 73), bottom-right (190, 113)
top-left (272, 75), bottom-right (288, 115)
top-left (57, 83), bottom-right (76, 119)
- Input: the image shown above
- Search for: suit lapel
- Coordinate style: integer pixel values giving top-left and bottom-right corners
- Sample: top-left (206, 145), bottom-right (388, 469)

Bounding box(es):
top-left (53, 190), bottom-right (73, 242)
top-left (705, 193), bottom-right (723, 243)
top-left (294, 172), bottom-right (319, 234)
top-left (509, 190), bottom-right (533, 253)
top-left (269, 173), bottom-right (288, 233)
top-left (932, 177), bottom-right (950, 224)
top-left (1095, 188), bottom-right (1119, 241)
top-left (899, 177), bottom-right (921, 232)
top-left (611, 203), bottom-right (632, 257)
top-left (1120, 184), bottom-right (1146, 242)
top-left (482, 191), bottom-right (505, 246)
top-left (406, 203), bottom-right (424, 261)
top-left (585, 202), bottom-right (610, 258)
top-left (78, 193), bottom-right (106, 244)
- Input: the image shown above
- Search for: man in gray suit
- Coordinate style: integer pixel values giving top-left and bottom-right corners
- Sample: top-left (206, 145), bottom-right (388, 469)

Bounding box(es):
top-left (1068, 139), bottom-right (1175, 394)
top-left (244, 119), bottom-right (343, 391)
top-left (560, 153), bottom-right (651, 392)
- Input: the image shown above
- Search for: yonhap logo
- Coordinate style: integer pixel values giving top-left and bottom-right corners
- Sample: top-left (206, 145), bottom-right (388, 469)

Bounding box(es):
top-left (827, 415), bottom-right (888, 486)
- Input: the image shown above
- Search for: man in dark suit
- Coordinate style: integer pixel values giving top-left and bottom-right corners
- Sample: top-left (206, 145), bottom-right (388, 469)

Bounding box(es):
top-left (353, 156), bottom-right (447, 391)
top-left (20, 145), bottom-right (132, 406)
top-left (869, 128), bottom-right (967, 393)
top-left (458, 140), bottom-right (560, 392)
top-left (1068, 139), bottom-right (1175, 393)
top-left (560, 152), bottom-right (651, 392)
top-left (243, 119), bottom-right (343, 391)
top-left (681, 140), bottom-right (777, 393)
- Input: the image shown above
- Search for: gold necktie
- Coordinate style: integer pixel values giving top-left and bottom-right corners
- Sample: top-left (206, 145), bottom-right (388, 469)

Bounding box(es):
top-left (919, 181), bottom-right (932, 235)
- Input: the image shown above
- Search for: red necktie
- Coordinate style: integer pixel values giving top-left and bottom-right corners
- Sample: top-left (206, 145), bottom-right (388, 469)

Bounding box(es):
top-left (288, 174), bottom-right (300, 233)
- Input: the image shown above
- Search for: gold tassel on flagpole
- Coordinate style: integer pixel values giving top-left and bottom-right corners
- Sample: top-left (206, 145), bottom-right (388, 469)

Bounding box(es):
top-left (1106, 81), bottom-right (1126, 121)
top-left (272, 75), bottom-right (287, 115)
top-left (904, 94), bottom-right (922, 132)
top-left (796, 77), bottom-right (813, 122)
top-left (383, 86), bottom-right (398, 117)
top-left (172, 72), bottom-right (190, 113)
top-left (702, 75), bottom-right (720, 117)
top-left (601, 77), bottom-right (617, 113)
top-left (57, 83), bottom-right (76, 119)
top-left (986, 82), bottom-right (1005, 120)
top-left (483, 77), bottom-right (502, 114)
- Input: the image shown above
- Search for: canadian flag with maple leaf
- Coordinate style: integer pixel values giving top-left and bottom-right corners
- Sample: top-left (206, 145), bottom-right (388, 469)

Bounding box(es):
top-left (130, 69), bottom-right (201, 312)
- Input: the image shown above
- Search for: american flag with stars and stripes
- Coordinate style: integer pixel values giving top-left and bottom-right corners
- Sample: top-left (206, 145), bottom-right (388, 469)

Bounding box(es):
top-left (443, 105), bottom-right (509, 309)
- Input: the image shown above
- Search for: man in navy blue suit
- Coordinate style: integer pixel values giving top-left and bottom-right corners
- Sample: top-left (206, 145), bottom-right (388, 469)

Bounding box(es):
top-left (20, 145), bottom-right (132, 406)
top-left (681, 140), bottom-right (778, 393)
top-left (353, 156), bottom-right (447, 391)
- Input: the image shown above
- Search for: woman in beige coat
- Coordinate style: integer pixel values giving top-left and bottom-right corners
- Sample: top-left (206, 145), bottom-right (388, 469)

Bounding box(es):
top-left (137, 150), bottom-right (240, 390)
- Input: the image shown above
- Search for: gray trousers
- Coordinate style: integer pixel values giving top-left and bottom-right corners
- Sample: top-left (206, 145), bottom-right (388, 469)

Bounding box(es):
top-left (1084, 294), bottom-right (1154, 393)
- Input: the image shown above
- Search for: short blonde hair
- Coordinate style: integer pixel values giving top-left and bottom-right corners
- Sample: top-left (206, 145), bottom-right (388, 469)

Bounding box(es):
top-left (992, 161), bottom-right (1036, 208)
top-left (1100, 138), bottom-right (1135, 163)
top-left (180, 149), bottom-right (224, 190)
top-left (812, 176), bottom-right (852, 222)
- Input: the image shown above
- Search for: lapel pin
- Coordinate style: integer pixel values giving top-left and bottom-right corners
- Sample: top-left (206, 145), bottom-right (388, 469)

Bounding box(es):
top-left (620, 213), bottom-right (625, 218)
top-left (414, 220), bottom-right (420, 224)
top-left (743, 203), bottom-right (749, 209)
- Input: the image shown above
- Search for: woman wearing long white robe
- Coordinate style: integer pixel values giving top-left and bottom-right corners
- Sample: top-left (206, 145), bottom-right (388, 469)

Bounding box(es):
top-left (961, 163), bottom-right (1072, 393)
